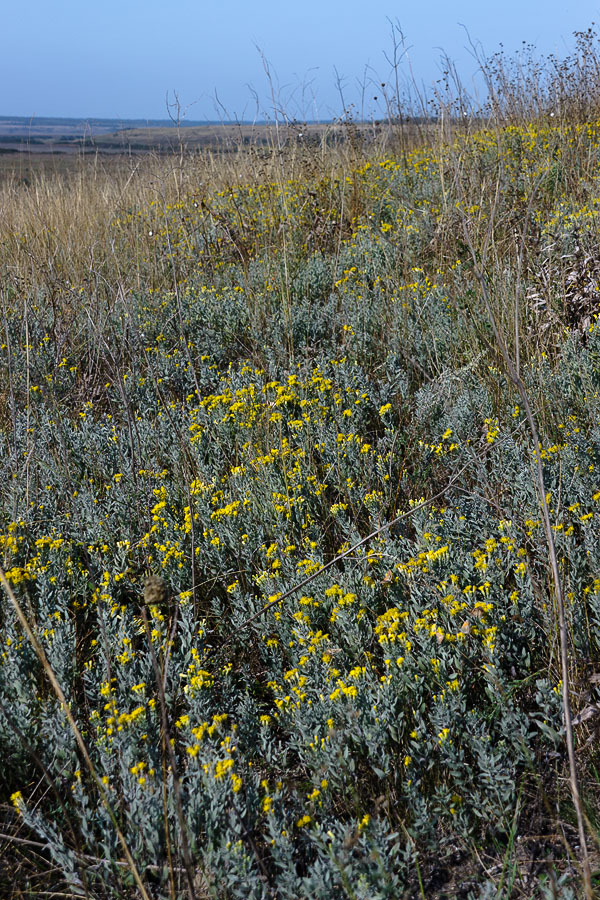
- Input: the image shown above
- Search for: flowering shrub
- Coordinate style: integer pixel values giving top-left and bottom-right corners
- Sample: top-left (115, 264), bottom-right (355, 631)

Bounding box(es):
top-left (1, 116), bottom-right (600, 898)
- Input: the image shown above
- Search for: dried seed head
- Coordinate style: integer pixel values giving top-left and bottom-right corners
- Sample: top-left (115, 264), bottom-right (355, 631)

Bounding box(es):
top-left (144, 575), bottom-right (169, 607)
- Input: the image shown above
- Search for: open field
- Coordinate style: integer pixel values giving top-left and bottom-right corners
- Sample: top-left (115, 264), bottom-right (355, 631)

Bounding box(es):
top-left (1, 38), bottom-right (600, 900)
top-left (0, 116), bottom-right (404, 159)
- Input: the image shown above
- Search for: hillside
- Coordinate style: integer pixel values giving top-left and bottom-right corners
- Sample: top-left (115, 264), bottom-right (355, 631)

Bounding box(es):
top-left (1, 52), bottom-right (600, 899)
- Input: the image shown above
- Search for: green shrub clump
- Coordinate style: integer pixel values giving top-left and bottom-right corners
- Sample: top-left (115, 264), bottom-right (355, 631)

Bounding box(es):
top-left (1, 111), bottom-right (600, 898)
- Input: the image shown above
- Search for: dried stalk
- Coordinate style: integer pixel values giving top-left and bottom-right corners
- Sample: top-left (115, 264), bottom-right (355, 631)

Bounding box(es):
top-left (456, 199), bottom-right (593, 898)
top-left (210, 457), bottom-right (476, 656)
top-left (140, 576), bottom-right (199, 900)
top-left (0, 565), bottom-right (152, 900)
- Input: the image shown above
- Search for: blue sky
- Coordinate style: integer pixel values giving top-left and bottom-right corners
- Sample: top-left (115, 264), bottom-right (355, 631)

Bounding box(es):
top-left (4, 0), bottom-right (599, 120)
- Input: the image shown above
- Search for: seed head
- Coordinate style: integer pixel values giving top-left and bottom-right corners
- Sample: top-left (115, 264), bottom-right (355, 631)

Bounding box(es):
top-left (144, 575), bottom-right (169, 608)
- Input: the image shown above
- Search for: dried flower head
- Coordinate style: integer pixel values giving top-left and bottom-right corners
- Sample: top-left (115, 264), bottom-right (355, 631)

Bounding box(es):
top-left (144, 575), bottom-right (169, 608)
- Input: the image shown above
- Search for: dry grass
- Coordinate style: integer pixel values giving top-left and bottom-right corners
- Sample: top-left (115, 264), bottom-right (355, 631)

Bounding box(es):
top-left (0, 115), bottom-right (442, 311)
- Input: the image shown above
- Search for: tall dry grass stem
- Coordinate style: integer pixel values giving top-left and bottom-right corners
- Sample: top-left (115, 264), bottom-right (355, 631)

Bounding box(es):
top-left (0, 564), bottom-right (153, 900)
top-left (209, 457), bottom-right (477, 658)
top-left (141, 576), bottom-right (199, 900)
top-left (455, 178), bottom-right (593, 900)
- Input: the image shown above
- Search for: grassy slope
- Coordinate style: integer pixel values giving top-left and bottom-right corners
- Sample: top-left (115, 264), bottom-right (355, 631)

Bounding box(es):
top-left (0, 110), bottom-right (599, 898)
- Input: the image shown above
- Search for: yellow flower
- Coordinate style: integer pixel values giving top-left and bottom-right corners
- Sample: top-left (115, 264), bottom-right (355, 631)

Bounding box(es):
top-left (214, 758), bottom-right (234, 779)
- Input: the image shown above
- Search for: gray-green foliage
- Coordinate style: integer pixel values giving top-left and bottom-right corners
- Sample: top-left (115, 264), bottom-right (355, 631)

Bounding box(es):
top-left (1, 138), bottom-right (600, 899)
